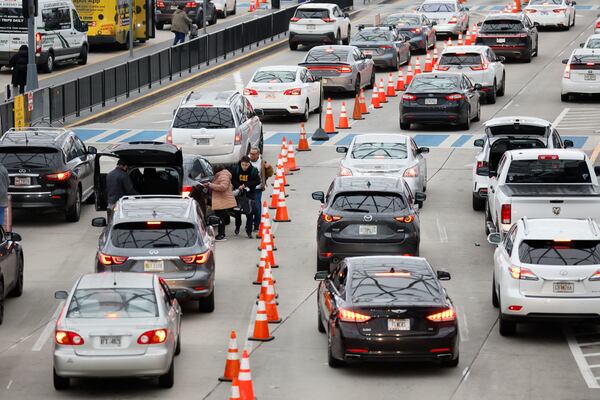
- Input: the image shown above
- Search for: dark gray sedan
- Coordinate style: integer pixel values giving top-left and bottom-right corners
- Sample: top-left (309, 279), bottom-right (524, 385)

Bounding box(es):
top-left (383, 13), bottom-right (437, 53)
top-left (350, 26), bottom-right (411, 69)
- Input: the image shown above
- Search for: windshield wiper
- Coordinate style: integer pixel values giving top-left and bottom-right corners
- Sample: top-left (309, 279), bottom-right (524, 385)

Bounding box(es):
top-left (341, 208), bottom-right (370, 213)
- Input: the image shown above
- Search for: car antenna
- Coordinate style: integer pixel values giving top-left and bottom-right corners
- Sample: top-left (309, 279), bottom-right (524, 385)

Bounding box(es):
top-left (389, 267), bottom-right (395, 273)
top-left (366, 180), bottom-right (371, 188)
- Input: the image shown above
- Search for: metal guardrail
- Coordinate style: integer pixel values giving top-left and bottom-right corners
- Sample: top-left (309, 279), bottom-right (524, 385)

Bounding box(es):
top-left (0, 0), bottom-right (354, 133)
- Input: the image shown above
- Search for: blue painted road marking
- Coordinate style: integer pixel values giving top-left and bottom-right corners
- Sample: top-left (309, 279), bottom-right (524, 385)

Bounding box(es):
top-left (451, 134), bottom-right (473, 148)
top-left (124, 130), bottom-right (167, 142)
top-left (98, 130), bottom-right (131, 143)
top-left (413, 134), bottom-right (449, 147)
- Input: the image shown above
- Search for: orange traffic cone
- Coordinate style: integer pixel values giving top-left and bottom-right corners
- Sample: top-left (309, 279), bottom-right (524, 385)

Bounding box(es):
top-left (230, 377), bottom-right (241, 400)
top-left (406, 64), bottom-right (413, 85)
top-left (414, 57), bottom-right (422, 76)
top-left (276, 156), bottom-right (288, 187)
top-left (324, 98), bottom-right (337, 134)
top-left (371, 85), bottom-right (381, 108)
top-left (264, 263), bottom-right (277, 300)
top-left (254, 0), bottom-right (259, 9)
top-left (359, 89), bottom-right (369, 114)
top-left (396, 68), bottom-right (405, 91)
top-left (287, 140), bottom-right (299, 171)
top-left (260, 209), bottom-right (274, 240)
top-left (269, 177), bottom-right (280, 209)
top-left (256, 201), bottom-right (268, 238)
top-left (280, 138), bottom-right (291, 176)
top-left (336, 102), bottom-right (350, 129)
top-left (248, 1), bottom-right (254, 12)
top-left (465, 28), bottom-right (472, 45)
top-left (296, 123), bottom-right (311, 152)
top-left (457, 33), bottom-right (463, 46)
top-left (352, 95), bottom-right (363, 120)
top-left (238, 351), bottom-right (255, 399)
top-left (262, 229), bottom-right (278, 268)
top-left (219, 330), bottom-right (240, 382)
top-left (273, 191), bottom-right (290, 222)
top-left (249, 298), bottom-right (274, 341)
top-left (447, 37), bottom-right (452, 47)
top-left (263, 275), bottom-right (281, 323)
top-left (276, 169), bottom-right (288, 196)
top-left (258, 220), bottom-right (276, 251)
top-left (378, 78), bottom-right (387, 103)
top-left (472, 24), bottom-right (478, 42)
top-left (386, 73), bottom-right (396, 97)
top-left (254, 249), bottom-right (267, 285)
top-left (424, 52), bottom-right (432, 72)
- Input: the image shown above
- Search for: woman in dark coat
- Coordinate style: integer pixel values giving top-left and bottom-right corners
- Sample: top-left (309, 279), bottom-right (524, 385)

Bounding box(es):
top-left (9, 45), bottom-right (28, 96)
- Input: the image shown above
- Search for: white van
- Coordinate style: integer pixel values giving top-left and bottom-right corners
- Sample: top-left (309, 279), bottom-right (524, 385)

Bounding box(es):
top-left (0, 0), bottom-right (88, 73)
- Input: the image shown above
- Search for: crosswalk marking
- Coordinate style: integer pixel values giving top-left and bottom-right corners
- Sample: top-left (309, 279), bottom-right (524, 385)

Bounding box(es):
top-left (554, 108), bottom-right (600, 133)
top-left (564, 325), bottom-right (600, 389)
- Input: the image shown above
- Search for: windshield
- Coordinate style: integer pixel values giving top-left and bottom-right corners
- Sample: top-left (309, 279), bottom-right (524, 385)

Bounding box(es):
top-left (585, 39), bottom-right (600, 49)
top-left (529, 0), bottom-right (562, 4)
top-left (0, 147), bottom-right (63, 169)
top-left (439, 53), bottom-right (483, 66)
top-left (352, 30), bottom-right (392, 42)
top-left (173, 107), bottom-right (235, 129)
top-left (351, 142), bottom-right (408, 159)
top-left (480, 19), bottom-right (524, 32)
top-left (519, 240), bottom-right (600, 266)
top-left (383, 15), bottom-right (420, 25)
top-left (350, 267), bottom-right (442, 303)
top-left (331, 192), bottom-right (407, 213)
top-left (410, 76), bottom-right (460, 91)
top-left (66, 288), bottom-right (158, 318)
top-left (0, 7), bottom-right (27, 33)
top-left (252, 70), bottom-right (296, 83)
top-left (305, 48), bottom-right (349, 63)
top-left (295, 9), bottom-right (329, 19)
top-left (111, 221), bottom-right (199, 248)
top-left (506, 159), bottom-right (592, 184)
top-left (420, 3), bottom-right (456, 12)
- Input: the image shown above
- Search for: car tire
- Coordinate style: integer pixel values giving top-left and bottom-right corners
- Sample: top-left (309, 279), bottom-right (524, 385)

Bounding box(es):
top-left (42, 52), bottom-right (55, 73)
top-left (336, 30), bottom-right (342, 45)
top-left (561, 93), bottom-right (569, 102)
top-left (289, 41), bottom-right (298, 51)
top-left (156, 21), bottom-right (165, 30)
top-left (317, 308), bottom-right (325, 333)
top-left (460, 107), bottom-right (471, 130)
top-left (498, 310), bottom-right (516, 336)
top-left (65, 189), bottom-right (81, 223)
top-left (473, 101), bottom-right (481, 122)
top-left (497, 72), bottom-right (506, 96)
top-left (571, 12), bottom-right (575, 26)
top-left (487, 81), bottom-right (497, 104)
top-left (342, 26), bottom-right (350, 45)
top-left (175, 334), bottom-right (181, 356)
top-left (327, 332), bottom-right (345, 368)
top-left (442, 353), bottom-right (459, 367)
top-left (353, 75), bottom-right (361, 96)
top-left (492, 277), bottom-right (499, 308)
top-left (400, 121), bottom-right (411, 130)
top-left (301, 100), bottom-right (310, 122)
top-left (472, 193), bottom-right (485, 211)
top-left (53, 369), bottom-right (70, 390)
top-left (367, 71), bottom-right (376, 89)
top-left (78, 45), bottom-right (88, 65)
top-left (392, 53), bottom-right (399, 70)
top-left (158, 359), bottom-right (175, 388)
top-left (0, 280), bottom-right (3, 325)
top-left (317, 256), bottom-right (329, 272)
top-left (198, 289), bottom-right (215, 313)
top-left (8, 256), bottom-right (23, 298)
top-left (533, 39), bottom-right (539, 57)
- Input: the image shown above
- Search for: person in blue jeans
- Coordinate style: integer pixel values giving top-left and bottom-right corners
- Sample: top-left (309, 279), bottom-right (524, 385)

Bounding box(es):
top-left (0, 162), bottom-right (8, 227)
top-left (249, 147), bottom-right (274, 235)
top-left (171, 4), bottom-right (192, 46)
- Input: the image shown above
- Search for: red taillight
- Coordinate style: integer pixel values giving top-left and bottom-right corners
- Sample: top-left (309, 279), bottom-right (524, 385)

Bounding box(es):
top-left (45, 171), bottom-right (72, 181)
top-left (137, 329), bottom-right (168, 344)
top-left (379, 45), bottom-right (393, 49)
top-left (470, 63), bottom-right (488, 71)
top-left (433, 64), bottom-right (450, 71)
top-left (553, 8), bottom-right (566, 13)
top-left (322, 213), bottom-right (342, 223)
top-left (347, 348), bottom-right (369, 353)
top-left (476, 161), bottom-right (488, 169)
top-left (394, 215), bottom-right (414, 223)
top-left (448, 16), bottom-right (458, 24)
top-left (157, 0), bottom-right (164, 7)
top-left (35, 32), bottom-right (42, 53)
top-left (537, 154), bottom-right (558, 160)
top-left (445, 93), bottom-right (464, 101)
top-left (290, 17), bottom-right (300, 22)
top-left (55, 330), bottom-right (84, 345)
top-left (427, 308), bottom-right (456, 322)
top-left (402, 93), bottom-right (417, 101)
top-left (243, 88), bottom-right (258, 96)
top-left (166, 129), bottom-right (173, 143)
top-left (563, 64), bottom-right (571, 79)
top-left (403, 167), bottom-right (418, 178)
top-left (339, 166), bottom-right (352, 176)
top-left (99, 253), bottom-right (128, 265)
top-left (410, 28), bottom-right (421, 33)
top-left (321, 18), bottom-right (335, 23)
top-left (596, 21), bottom-right (600, 29)
top-left (430, 347), bottom-right (452, 353)
top-left (508, 305), bottom-right (522, 311)
top-left (234, 131), bottom-right (242, 145)
top-left (501, 204), bottom-right (511, 225)
top-left (180, 251), bottom-right (210, 264)
top-left (338, 65), bottom-right (353, 73)
top-left (508, 266), bottom-right (538, 281)
top-left (338, 308), bottom-right (371, 323)
top-left (589, 270), bottom-right (600, 281)
top-left (186, 1), bottom-right (197, 7)
top-left (182, 185), bottom-right (193, 198)
top-left (283, 88), bottom-right (302, 95)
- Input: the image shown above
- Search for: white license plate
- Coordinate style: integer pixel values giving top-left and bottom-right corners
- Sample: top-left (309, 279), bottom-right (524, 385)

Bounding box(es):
top-left (424, 98), bottom-right (438, 105)
top-left (266, 93), bottom-right (276, 99)
top-left (14, 177), bottom-right (30, 186)
top-left (363, 50), bottom-right (373, 55)
top-left (553, 281), bottom-right (574, 293)
top-left (170, 5), bottom-right (177, 9)
top-left (388, 318), bottom-right (410, 331)
top-left (307, 24), bottom-right (315, 30)
top-left (359, 225), bottom-right (377, 235)
top-left (496, 38), bottom-right (506, 43)
top-left (540, 10), bottom-right (549, 14)
top-left (144, 260), bottom-right (164, 272)
top-left (100, 336), bottom-right (121, 347)
top-left (322, 78), bottom-right (328, 84)
top-left (584, 74), bottom-right (596, 81)
top-left (195, 138), bottom-right (210, 145)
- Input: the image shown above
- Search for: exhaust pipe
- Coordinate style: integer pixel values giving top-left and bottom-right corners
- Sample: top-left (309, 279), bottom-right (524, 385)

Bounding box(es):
top-left (436, 353), bottom-right (452, 360)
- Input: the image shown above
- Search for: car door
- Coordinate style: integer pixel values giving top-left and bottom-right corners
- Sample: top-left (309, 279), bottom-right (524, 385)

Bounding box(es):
top-left (487, 49), bottom-right (502, 84)
top-left (243, 97), bottom-right (261, 148)
top-left (322, 264), bottom-right (347, 332)
top-left (94, 153), bottom-right (120, 211)
top-left (0, 226), bottom-right (16, 292)
top-left (70, 9), bottom-right (86, 56)
top-left (159, 280), bottom-right (180, 349)
top-left (334, 7), bottom-right (347, 38)
top-left (410, 137), bottom-right (426, 189)
top-left (305, 70), bottom-right (321, 109)
top-left (496, 224), bottom-right (517, 286)
top-left (463, 76), bottom-right (476, 117)
top-left (352, 49), bottom-right (366, 86)
top-left (64, 137), bottom-right (88, 200)
top-left (51, 4), bottom-right (73, 60)
top-left (72, 136), bottom-right (95, 201)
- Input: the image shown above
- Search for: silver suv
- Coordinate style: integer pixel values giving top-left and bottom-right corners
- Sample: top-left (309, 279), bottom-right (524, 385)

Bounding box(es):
top-left (92, 195), bottom-right (219, 312)
top-left (168, 91), bottom-right (264, 165)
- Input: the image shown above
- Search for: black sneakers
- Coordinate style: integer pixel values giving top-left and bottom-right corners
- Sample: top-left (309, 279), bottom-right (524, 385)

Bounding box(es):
top-left (215, 234), bottom-right (227, 241)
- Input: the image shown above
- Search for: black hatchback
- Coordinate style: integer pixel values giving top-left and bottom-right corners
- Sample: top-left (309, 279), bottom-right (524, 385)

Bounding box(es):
top-left (475, 13), bottom-right (539, 62)
top-left (399, 72), bottom-right (481, 130)
top-left (312, 176), bottom-right (424, 272)
top-left (315, 256), bottom-right (459, 367)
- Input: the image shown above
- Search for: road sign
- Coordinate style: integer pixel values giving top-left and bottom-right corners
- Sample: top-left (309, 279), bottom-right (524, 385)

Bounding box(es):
top-left (14, 94), bottom-right (25, 128)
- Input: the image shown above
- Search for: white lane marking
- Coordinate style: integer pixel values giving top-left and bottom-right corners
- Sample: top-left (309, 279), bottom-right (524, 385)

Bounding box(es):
top-left (32, 303), bottom-right (63, 352)
top-left (580, 341), bottom-right (600, 347)
top-left (589, 365), bottom-right (600, 369)
top-left (152, 119), bottom-right (173, 124)
top-left (233, 71), bottom-right (244, 93)
top-left (584, 353), bottom-right (600, 357)
top-left (436, 215), bottom-right (448, 243)
top-left (462, 366), bottom-right (471, 381)
top-left (552, 107), bottom-right (570, 126)
top-left (6, 380), bottom-right (12, 390)
top-left (500, 99), bottom-right (513, 111)
top-left (458, 306), bottom-right (469, 343)
top-left (563, 326), bottom-right (600, 389)
top-left (243, 301), bottom-right (258, 354)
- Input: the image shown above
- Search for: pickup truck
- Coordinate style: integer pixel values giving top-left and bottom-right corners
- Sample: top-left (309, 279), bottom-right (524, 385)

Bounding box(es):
top-left (483, 148), bottom-right (600, 235)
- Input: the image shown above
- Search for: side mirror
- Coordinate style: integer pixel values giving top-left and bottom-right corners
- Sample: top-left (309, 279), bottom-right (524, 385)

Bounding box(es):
top-left (91, 217), bottom-right (107, 227)
top-left (477, 21), bottom-right (482, 26)
top-left (344, 12), bottom-right (350, 18)
top-left (254, 109), bottom-right (264, 117)
top-left (474, 83), bottom-right (483, 91)
top-left (364, 54), bottom-right (373, 59)
top-left (572, 1), bottom-right (576, 4)
top-left (54, 290), bottom-right (68, 300)
top-left (562, 59), bottom-right (569, 64)
top-left (487, 232), bottom-right (502, 245)
top-left (7, 232), bottom-right (22, 242)
top-left (580, 43), bottom-right (584, 48)
top-left (207, 215), bottom-right (221, 226)
top-left (314, 271), bottom-right (329, 281)
top-left (431, 21), bottom-right (437, 26)
top-left (436, 270), bottom-right (451, 281)
top-left (82, 22), bottom-right (89, 31)
top-left (313, 76), bottom-right (322, 81)
top-left (87, 146), bottom-right (97, 155)
top-left (563, 139), bottom-right (574, 148)
top-left (476, 166), bottom-right (490, 176)
top-left (417, 147), bottom-right (429, 154)
top-left (312, 191), bottom-right (325, 202)
top-left (595, 166), bottom-right (600, 176)
top-left (415, 192), bottom-right (426, 203)
top-left (474, 139), bottom-right (484, 147)
top-left (464, 6), bottom-right (470, 11)
top-left (496, 55), bottom-right (506, 63)
top-left (336, 146), bottom-right (348, 153)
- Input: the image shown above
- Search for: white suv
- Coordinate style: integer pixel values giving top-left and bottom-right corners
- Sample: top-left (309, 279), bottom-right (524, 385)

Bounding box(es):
top-left (168, 91), bottom-right (263, 165)
top-left (488, 218), bottom-right (600, 336)
top-left (289, 3), bottom-right (351, 50)
top-left (435, 45), bottom-right (506, 104)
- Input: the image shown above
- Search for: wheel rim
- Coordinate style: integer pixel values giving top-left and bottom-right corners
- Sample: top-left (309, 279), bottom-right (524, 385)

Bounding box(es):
top-left (305, 101), bottom-right (309, 119)
top-left (76, 191), bottom-right (81, 216)
top-left (47, 56), bottom-right (53, 71)
top-left (0, 284), bottom-right (4, 322)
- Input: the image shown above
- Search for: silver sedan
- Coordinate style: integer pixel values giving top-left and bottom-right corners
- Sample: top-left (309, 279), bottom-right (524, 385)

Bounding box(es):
top-left (53, 273), bottom-right (182, 390)
top-left (417, 0), bottom-right (469, 36)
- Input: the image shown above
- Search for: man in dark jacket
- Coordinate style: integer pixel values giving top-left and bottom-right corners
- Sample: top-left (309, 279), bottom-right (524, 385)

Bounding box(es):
top-left (231, 156), bottom-right (260, 238)
top-left (9, 45), bottom-right (28, 96)
top-left (106, 159), bottom-right (139, 222)
top-left (171, 4), bottom-right (192, 45)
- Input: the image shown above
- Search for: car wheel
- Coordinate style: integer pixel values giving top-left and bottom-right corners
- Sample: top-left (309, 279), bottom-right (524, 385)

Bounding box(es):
top-left (53, 369), bottom-right (70, 390)
top-left (289, 41), bottom-right (298, 51)
top-left (78, 45), bottom-right (88, 65)
top-left (533, 39), bottom-right (539, 57)
top-left (353, 75), bottom-right (361, 96)
top-left (342, 27), bottom-right (350, 45)
top-left (561, 93), bottom-right (569, 102)
top-left (175, 333), bottom-right (181, 356)
top-left (400, 121), bottom-right (411, 130)
top-left (497, 72), bottom-right (506, 96)
top-left (487, 81), bottom-right (497, 104)
top-left (42, 52), bottom-right (54, 73)
top-left (460, 107), bottom-right (471, 130)
top-left (158, 359), bottom-right (175, 388)
top-left (327, 331), bottom-right (345, 368)
top-left (392, 53), bottom-right (399, 70)
top-left (492, 277), bottom-right (499, 308)
top-left (65, 189), bottom-right (81, 222)
top-left (336, 30), bottom-right (342, 45)
top-left (0, 281), bottom-right (3, 325)
top-left (367, 70), bottom-right (376, 89)
top-left (442, 352), bottom-right (459, 367)
top-left (8, 256), bottom-right (23, 297)
top-left (498, 299), bottom-right (516, 337)
top-left (156, 21), bottom-right (165, 30)
top-left (317, 256), bottom-right (329, 272)
top-left (198, 289), bottom-right (215, 313)
top-left (473, 101), bottom-right (481, 122)
top-left (301, 100), bottom-right (309, 122)
top-left (317, 308), bottom-right (325, 333)
top-left (571, 12), bottom-right (575, 26)
top-left (472, 193), bottom-right (485, 211)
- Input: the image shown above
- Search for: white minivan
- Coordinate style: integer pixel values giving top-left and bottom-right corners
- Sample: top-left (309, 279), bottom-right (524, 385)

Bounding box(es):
top-left (0, 0), bottom-right (88, 73)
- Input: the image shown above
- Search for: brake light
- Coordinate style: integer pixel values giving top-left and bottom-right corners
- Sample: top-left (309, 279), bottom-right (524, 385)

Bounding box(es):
top-left (322, 18), bottom-right (335, 23)
top-left (470, 63), bottom-right (488, 71)
top-left (338, 308), bottom-right (371, 323)
top-left (508, 266), bottom-right (539, 281)
top-left (563, 64), bottom-right (571, 79)
top-left (243, 88), bottom-right (258, 96)
top-left (508, 305), bottom-right (522, 311)
top-left (402, 93), bottom-right (417, 101)
top-left (433, 64), bottom-right (450, 71)
top-left (45, 171), bottom-right (72, 181)
top-left (283, 88), bottom-right (302, 95)
top-left (476, 161), bottom-right (488, 169)
top-left (445, 93), bottom-right (464, 101)
top-left (411, 28), bottom-right (421, 33)
top-left (379, 45), bottom-right (393, 49)
top-left (234, 131), bottom-right (242, 145)
top-left (137, 329), bottom-right (168, 344)
top-left (597, 21), bottom-right (600, 29)
top-left (166, 129), bottom-right (173, 143)
top-left (448, 16), bottom-right (458, 24)
top-left (338, 65), bottom-right (353, 73)
top-left (290, 17), bottom-right (300, 22)
top-left (180, 251), bottom-right (210, 264)
top-left (516, 33), bottom-right (528, 37)
top-left (589, 270), bottom-right (600, 281)
top-left (552, 8), bottom-right (566, 13)
top-left (186, 1), bottom-right (197, 7)
top-left (538, 154), bottom-right (558, 160)
top-left (426, 308), bottom-right (456, 322)
top-left (394, 215), bottom-right (414, 223)
top-left (322, 213), bottom-right (342, 222)
top-left (182, 185), bottom-right (192, 198)
top-left (35, 32), bottom-right (42, 53)
top-left (339, 166), bottom-right (353, 176)
top-left (157, 0), bottom-right (164, 7)
top-left (98, 253), bottom-right (128, 265)
top-left (501, 204), bottom-right (511, 225)
top-left (55, 330), bottom-right (85, 346)
top-left (403, 166), bottom-right (418, 178)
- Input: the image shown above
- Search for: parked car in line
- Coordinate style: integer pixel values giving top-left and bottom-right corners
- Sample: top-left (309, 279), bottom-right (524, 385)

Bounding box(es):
top-left (561, 49), bottom-right (600, 102)
top-left (416, 0), bottom-right (469, 37)
top-left (382, 12), bottom-right (437, 53)
top-left (289, 3), bottom-right (352, 50)
top-left (0, 226), bottom-right (23, 325)
top-left (524, 0), bottom-right (575, 30)
top-left (475, 13), bottom-right (539, 62)
top-left (350, 25), bottom-right (411, 70)
top-left (580, 34), bottom-right (600, 49)
top-left (155, 0), bottom-right (217, 29)
top-left (212, 0), bottom-right (236, 18)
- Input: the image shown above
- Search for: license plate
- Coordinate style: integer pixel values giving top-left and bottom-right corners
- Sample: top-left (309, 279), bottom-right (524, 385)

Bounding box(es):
top-left (14, 177), bottom-right (30, 186)
top-left (359, 225), bottom-right (377, 235)
top-left (144, 260), bottom-right (164, 272)
top-left (363, 50), bottom-right (373, 55)
top-left (307, 24), bottom-right (315, 30)
top-left (496, 38), bottom-right (506, 43)
top-left (322, 78), bottom-right (328, 84)
top-left (553, 281), bottom-right (574, 293)
top-left (266, 93), bottom-right (276, 99)
top-left (100, 336), bottom-right (121, 347)
top-left (584, 74), bottom-right (596, 81)
top-left (170, 5), bottom-right (177, 9)
top-left (540, 10), bottom-right (549, 14)
top-left (388, 318), bottom-right (410, 331)
top-left (195, 138), bottom-right (210, 145)
top-left (424, 98), bottom-right (438, 105)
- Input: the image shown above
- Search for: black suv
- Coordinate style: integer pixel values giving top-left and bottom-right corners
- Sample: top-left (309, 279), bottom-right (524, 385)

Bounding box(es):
top-left (0, 226), bottom-right (23, 325)
top-left (0, 128), bottom-right (97, 222)
top-left (312, 176), bottom-right (425, 272)
top-left (475, 13), bottom-right (539, 62)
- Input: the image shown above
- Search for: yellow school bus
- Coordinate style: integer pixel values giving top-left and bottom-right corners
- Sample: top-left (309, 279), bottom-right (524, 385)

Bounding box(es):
top-left (72, 0), bottom-right (155, 47)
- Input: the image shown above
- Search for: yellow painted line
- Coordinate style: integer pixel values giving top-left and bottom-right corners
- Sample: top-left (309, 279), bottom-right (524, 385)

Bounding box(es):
top-left (590, 140), bottom-right (600, 164)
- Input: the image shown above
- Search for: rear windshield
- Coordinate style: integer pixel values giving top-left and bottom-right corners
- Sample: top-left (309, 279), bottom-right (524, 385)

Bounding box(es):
top-left (489, 139), bottom-right (545, 169)
top-left (519, 240), bottom-right (600, 266)
top-left (66, 288), bottom-right (158, 318)
top-left (439, 53), bottom-right (483, 66)
top-left (352, 30), bottom-right (392, 42)
top-left (480, 20), bottom-right (524, 32)
top-left (0, 146), bottom-right (63, 169)
top-left (570, 54), bottom-right (600, 70)
top-left (331, 192), bottom-right (407, 213)
top-left (252, 71), bottom-right (296, 83)
top-left (0, 7), bottom-right (27, 33)
top-left (350, 267), bottom-right (441, 303)
top-left (351, 142), bottom-right (407, 159)
top-left (295, 8), bottom-right (329, 19)
top-left (410, 76), bottom-right (460, 91)
top-left (173, 107), bottom-right (235, 129)
top-left (111, 221), bottom-right (199, 248)
top-left (420, 3), bottom-right (456, 12)
top-left (585, 39), bottom-right (600, 49)
top-left (506, 159), bottom-right (591, 184)
top-left (488, 125), bottom-right (547, 136)
top-left (529, 0), bottom-right (562, 4)
top-left (383, 15), bottom-right (420, 25)
top-left (305, 48), bottom-right (349, 63)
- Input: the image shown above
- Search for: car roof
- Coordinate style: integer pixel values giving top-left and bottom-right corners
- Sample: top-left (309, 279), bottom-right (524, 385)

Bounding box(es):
top-left (333, 176), bottom-right (408, 192)
top-left (586, 34), bottom-right (600, 40)
top-left (114, 196), bottom-right (196, 222)
top-left (346, 256), bottom-right (432, 274)
top-left (517, 218), bottom-right (600, 241)
top-left (77, 272), bottom-right (155, 290)
top-left (181, 90), bottom-right (238, 107)
top-left (311, 45), bottom-right (356, 52)
top-left (297, 3), bottom-right (336, 9)
top-left (386, 12), bottom-right (421, 17)
top-left (570, 48), bottom-right (600, 56)
top-left (0, 127), bottom-right (71, 148)
top-left (442, 45), bottom-right (489, 54)
top-left (484, 116), bottom-right (552, 128)
top-left (414, 71), bottom-right (464, 79)
top-left (484, 12), bottom-right (524, 20)
top-left (507, 148), bottom-right (586, 161)
top-left (352, 133), bottom-right (408, 144)
top-left (255, 65), bottom-right (300, 72)
top-left (422, 0), bottom-right (457, 4)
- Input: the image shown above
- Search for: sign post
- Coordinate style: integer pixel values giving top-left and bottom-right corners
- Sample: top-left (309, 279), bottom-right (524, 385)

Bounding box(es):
top-left (23, 0), bottom-right (39, 91)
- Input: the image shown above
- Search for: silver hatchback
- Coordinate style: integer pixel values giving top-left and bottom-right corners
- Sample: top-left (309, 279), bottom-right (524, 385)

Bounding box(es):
top-left (53, 273), bottom-right (182, 390)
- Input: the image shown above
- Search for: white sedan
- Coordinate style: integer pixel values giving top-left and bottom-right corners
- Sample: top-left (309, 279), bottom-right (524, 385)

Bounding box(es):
top-left (561, 49), bottom-right (600, 101)
top-left (524, 0), bottom-right (576, 30)
top-left (581, 33), bottom-right (600, 49)
top-left (335, 133), bottom-right (429, 204)
top-left (244, 66), bottom-right (322, 122)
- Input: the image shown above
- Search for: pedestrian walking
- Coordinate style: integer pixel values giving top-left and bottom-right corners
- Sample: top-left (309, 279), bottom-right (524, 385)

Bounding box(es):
top-left (231, 156), bottom-right (260, 238)
top-left (202, 164), bottom-right (236, 241)
top-left (248, 147), bottom-right (273, 234)
top-left (106, 159), bottom-right (139, 222)
top-left (9, 45), bottom-right (28, 97)
top-left (0, 163), bottom-right (8, 227)
top-left (171, 4), bottom-right (192, 45)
